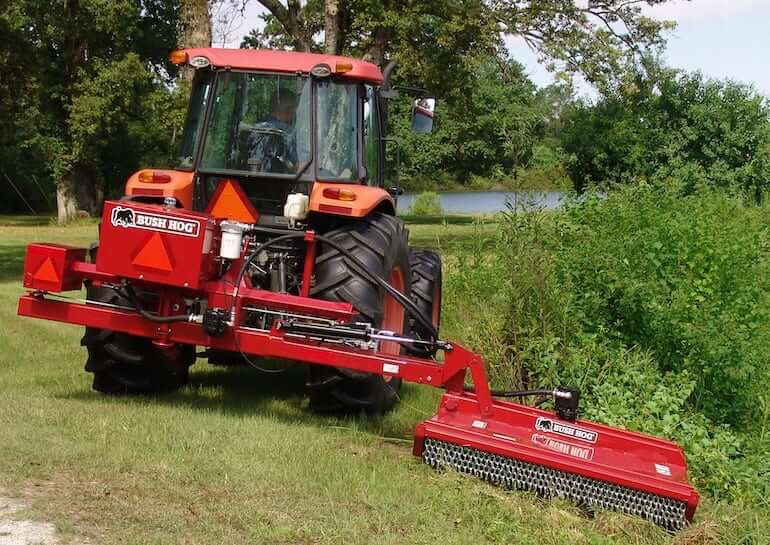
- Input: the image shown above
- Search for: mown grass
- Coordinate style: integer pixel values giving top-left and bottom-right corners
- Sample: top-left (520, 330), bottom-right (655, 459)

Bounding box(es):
top-left (0, 216), bottom-right (754, 545)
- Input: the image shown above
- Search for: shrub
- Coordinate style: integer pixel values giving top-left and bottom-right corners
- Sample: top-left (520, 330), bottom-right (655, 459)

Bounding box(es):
top-left (554, 187), bottom-right (770, 427)
top-left (443, 185), bottom-right (770, 502)
top-left (407, 191), bottom-right (444, 216)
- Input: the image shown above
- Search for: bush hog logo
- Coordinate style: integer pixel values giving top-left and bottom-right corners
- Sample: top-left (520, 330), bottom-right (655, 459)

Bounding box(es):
top-left (110, 206), bottom-right (200, 237)
top-left (531, 433), bottom-right (594, 461)
top-left (111, 207), bottom-right (135, 227)
top-left (535, 417), bottom-right (598, 444)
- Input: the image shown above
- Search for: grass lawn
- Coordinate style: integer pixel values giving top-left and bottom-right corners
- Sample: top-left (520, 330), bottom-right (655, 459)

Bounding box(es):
top-left (0, 216), bottom-right (745, 544)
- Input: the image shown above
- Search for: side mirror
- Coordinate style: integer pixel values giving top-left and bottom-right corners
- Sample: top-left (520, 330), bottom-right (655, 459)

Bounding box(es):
top-left (411, 97), bottom-right (435, 133)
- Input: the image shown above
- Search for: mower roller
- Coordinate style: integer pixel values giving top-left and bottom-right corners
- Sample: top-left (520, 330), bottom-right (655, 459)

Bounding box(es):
top-left (17, 48), bottom-right (698, 530)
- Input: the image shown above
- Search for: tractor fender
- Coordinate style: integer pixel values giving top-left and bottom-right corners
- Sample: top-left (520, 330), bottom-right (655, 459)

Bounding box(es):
top-left (309, 182), bottom-right (396, 217)
top-left (125, 169), bottom-right (194, 209)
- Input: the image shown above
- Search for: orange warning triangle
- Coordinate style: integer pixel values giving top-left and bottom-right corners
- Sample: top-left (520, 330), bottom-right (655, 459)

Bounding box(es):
top-left (33, 257), bottom-right (59, 283)
top-left (207, 180), bottom-right (258, 223)
top-left (132, 232), bottom-right (173, 271)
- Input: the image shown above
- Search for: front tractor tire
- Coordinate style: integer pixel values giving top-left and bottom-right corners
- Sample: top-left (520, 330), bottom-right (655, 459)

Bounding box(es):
top-left (81, 285), bottom-right (195, 394)
top-left (307, 213), bottom-right (410, 415)
top-left (406, 249), bottom-right (442, 357)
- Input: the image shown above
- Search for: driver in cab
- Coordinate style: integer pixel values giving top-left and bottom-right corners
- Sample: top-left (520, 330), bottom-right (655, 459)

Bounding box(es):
top-left (247, 88), bottom-right (298, 173)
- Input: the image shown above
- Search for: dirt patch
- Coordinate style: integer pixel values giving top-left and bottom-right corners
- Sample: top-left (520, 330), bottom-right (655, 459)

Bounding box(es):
top-left (0, 494), bottom-right (88, 545)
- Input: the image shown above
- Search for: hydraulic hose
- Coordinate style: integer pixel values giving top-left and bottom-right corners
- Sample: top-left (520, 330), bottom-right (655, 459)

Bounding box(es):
top-left (122, 282), bottom-right (192, 323)
top-left (464, 386), bottom-right (559, 398)
top-left (229, 232), bottom-right (306, 314)
top-left (463, 386), bottom-right (580, 420)
top-left (111, 226), bottom-right (438, 341)
top-left (315, 234), bottom-right (438, 341)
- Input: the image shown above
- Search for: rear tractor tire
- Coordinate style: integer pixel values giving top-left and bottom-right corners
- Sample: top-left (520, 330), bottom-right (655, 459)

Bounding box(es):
top-left (81, 285), bottom-right (195, 394)
top-left (307, 212), bottom-right (410, 415)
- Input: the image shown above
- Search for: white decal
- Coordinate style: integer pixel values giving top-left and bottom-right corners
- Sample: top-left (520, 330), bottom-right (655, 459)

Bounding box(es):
top-left (531, 433), bottom-right (594, 461)
top-left (471, 420), bottom-right (487, 429)
top-left (535, 417), bottom-right (598, 444)
top-left (655, 463), bottom-right (672, 477)
top-left (382, 363), bottom-right (400, 375)
top-left (110, 206), bottom-right (200, 238)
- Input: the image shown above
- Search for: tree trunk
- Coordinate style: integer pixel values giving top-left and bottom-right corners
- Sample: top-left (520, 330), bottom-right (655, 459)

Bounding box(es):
top-left (57, 164), bottom-right (100, 223)
top-left (76, 165), bottom-right (99, 216)
top-left (179, 0), bottom-right (212, 80)
top-left (324, 0), bottom-right (346, 55)
top-left (258, 0), bottom-right (314, 52)
top-left (56, 182), bottom-right (78, 224)
top-left (363, 27), bottom-right (389, 67)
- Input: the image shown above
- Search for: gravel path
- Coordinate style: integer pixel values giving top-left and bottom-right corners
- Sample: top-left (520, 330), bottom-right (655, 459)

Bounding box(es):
top-left (0, 495), bottom-right (84, 545)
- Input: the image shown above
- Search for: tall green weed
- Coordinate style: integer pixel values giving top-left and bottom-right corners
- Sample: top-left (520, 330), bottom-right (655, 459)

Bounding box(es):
top-left (444, 186), bottom-right (770, 502)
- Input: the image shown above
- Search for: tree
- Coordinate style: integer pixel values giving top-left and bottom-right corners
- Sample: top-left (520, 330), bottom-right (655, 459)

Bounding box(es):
top-left (180, 0), bottom-right (212, 79)
top-left (245, 0), bottom-right (320, 52)
top-left (490, 0), bottom-right (678, 92)
top-left (394, 54), bottom-right (544, 188)
top-left (247, 1), bottom-right (679, 91)
top-left (561, 71), bottom-right (770, 198)
top-left (1, 0), bottom-right (181, 221)
top-left (0, 12), bottom-right (51, 213)
top-left (246, 0), bottom-right (498, 94)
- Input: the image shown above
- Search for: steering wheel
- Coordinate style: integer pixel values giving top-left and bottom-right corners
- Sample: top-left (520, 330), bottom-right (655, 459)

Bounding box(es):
top-left (245, 126), bottom-right (295, 173)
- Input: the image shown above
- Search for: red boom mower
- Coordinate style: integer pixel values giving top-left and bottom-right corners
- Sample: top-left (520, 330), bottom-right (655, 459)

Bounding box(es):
top-left (17, 48), bottom-right (698, 530)
top-left (19, 200), bottom-right (698, 529)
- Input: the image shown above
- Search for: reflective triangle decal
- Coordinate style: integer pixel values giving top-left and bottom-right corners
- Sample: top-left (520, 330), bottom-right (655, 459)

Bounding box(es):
top-left (33, 257), bottom-right (59, 283)
top-left (132, 232), bottom-right (173, 271)
top-left (206, 180), bottom-right (259, 224)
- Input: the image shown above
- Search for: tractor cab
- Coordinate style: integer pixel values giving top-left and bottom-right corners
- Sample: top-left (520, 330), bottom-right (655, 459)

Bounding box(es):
top-left (126, 49), bottom-right (429, 225)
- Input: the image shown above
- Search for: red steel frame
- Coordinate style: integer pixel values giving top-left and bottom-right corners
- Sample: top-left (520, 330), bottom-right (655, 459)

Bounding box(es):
top-left (17, 213), bottom-right (700, 523)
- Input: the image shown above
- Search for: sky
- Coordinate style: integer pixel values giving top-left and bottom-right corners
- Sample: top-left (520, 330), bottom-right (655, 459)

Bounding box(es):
top-left (216, 0), bottom-right (770, 98)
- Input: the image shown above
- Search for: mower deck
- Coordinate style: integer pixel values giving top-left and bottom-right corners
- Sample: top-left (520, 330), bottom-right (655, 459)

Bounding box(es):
top-left (415, 391), bottom-right (698, 530)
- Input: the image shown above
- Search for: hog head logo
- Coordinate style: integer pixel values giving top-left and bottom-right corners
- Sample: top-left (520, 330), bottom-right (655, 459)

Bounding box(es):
top-left (111, 206), bottom-right (135, 227)
top-left (535, 417), bottom-right (553, 432)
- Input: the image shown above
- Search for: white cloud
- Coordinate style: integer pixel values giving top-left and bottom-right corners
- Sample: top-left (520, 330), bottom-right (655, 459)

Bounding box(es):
top-left (643, 0), bottom-right (770, 24)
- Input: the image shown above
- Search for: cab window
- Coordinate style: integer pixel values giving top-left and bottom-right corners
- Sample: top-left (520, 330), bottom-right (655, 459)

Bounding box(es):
top-left (316, 81), bottom-right (358, 181)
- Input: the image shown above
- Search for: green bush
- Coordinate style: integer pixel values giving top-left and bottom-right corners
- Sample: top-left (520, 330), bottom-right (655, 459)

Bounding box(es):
top-left (443, 185), bottom-right (770, 503)
top-left (561, 72), bottom-right (770, 198)
top-left (515, 144), bottom-right (571, 190)
top-left (555, 188), bottom-right (770, 427)
top-left (407, 191), bottom-right (444, 216)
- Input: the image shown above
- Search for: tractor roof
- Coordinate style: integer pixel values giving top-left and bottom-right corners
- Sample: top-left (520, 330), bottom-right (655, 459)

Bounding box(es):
top-left (181, 48), bottom-right (384, 84)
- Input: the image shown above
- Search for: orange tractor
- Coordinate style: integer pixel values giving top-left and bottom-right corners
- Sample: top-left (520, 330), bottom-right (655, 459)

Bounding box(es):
top-left (18, 48), bottom-right (699, 529)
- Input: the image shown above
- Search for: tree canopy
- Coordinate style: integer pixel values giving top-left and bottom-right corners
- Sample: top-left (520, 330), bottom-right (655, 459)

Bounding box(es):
top-left (0, 0), bottom-right (183, 220)
top-left (247, 0), bottom-right (678, 92)
top-left (562, 71), bottom-right (770, 198)
top-left (392, 54), bottom-right (546, 187)
top-left (11, 0), bottom-right (764, 219)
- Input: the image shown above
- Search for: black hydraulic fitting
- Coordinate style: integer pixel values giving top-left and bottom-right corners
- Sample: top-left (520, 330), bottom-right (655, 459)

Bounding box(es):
top-left (202, 308), bottom-right (229, 337)
top-left (555, 386), bottom-right (580, 422)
